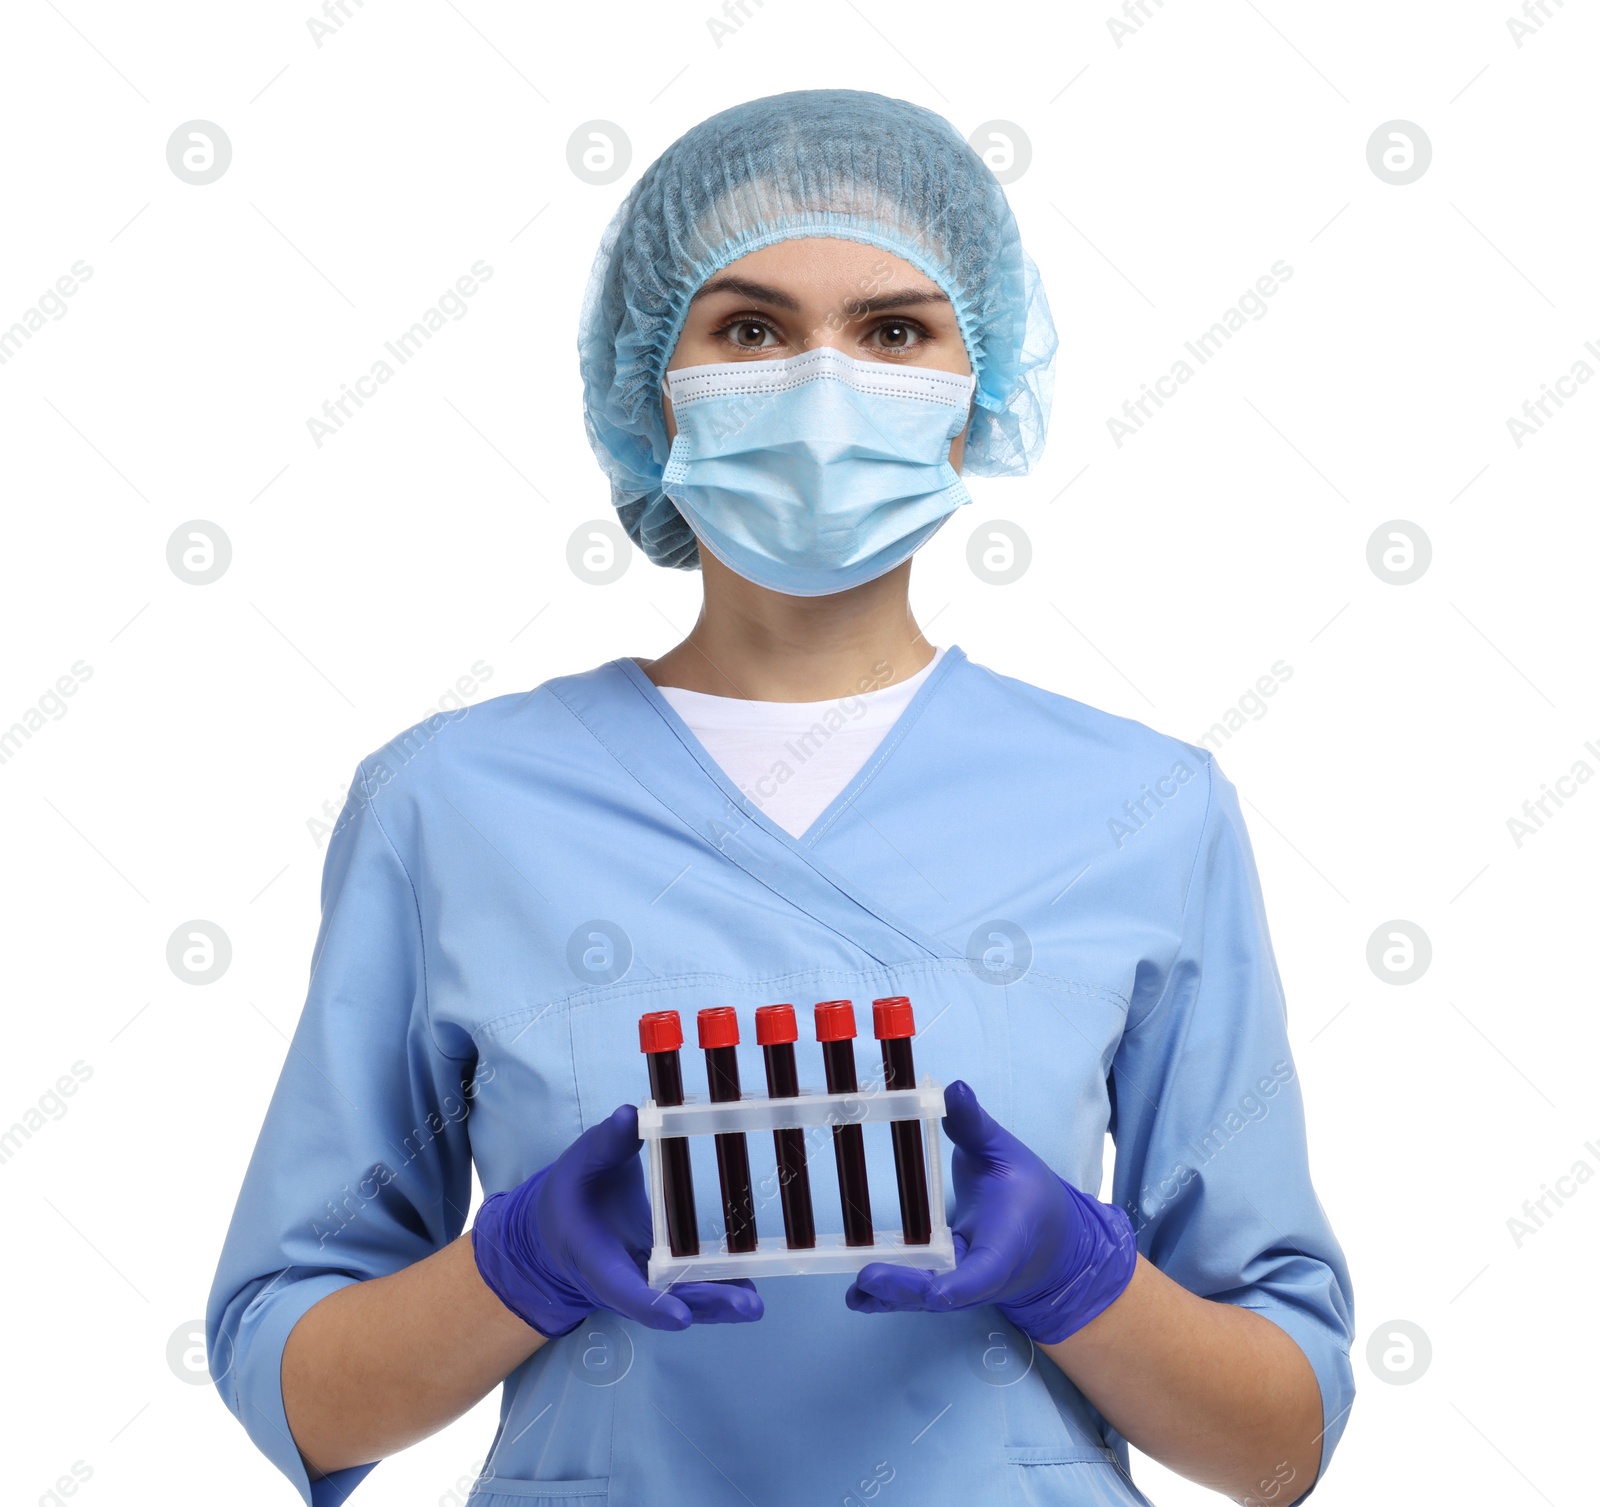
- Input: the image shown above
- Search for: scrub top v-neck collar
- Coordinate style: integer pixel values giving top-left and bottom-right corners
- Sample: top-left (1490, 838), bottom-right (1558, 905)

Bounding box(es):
top-left (546, 648), bottom-right (969, 967)
top-left (619, 646), bottom-right (964, 847)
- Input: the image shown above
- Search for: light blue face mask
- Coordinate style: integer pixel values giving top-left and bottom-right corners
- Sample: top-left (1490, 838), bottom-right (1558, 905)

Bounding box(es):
top-left (660, 347), bottom-right (977, 597)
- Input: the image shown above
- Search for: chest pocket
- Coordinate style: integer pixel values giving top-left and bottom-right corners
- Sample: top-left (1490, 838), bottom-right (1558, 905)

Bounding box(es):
top-left (466, 1482), bottom-right (608, 1504)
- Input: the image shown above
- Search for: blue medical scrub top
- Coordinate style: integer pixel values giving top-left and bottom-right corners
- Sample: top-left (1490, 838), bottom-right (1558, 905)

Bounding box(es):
top-left (207, 647), bottom-right (1355, 1506)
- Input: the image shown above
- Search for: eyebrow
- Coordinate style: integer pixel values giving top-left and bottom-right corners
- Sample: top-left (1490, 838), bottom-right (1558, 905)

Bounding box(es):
top-left (689, 275), bottom-right (951, 316)
top-left (690, 275), bottom-right (801, 309)
top-left (847, 289), bottom-right (951, 314)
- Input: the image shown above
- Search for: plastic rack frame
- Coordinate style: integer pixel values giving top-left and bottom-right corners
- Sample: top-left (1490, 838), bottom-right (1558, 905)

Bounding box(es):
top-left (638, 1078), bottom-right (957, 1287)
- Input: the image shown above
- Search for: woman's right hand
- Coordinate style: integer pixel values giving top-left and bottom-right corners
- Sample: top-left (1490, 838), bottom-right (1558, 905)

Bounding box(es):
top-left (471, 1103), bottom-right (763, 1336)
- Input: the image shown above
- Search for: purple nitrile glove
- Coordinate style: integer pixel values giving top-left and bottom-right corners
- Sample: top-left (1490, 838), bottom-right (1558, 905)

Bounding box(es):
top-left (472, 1103), bottom-right (762, 1338)
top-left (846, 1080), bottom-right (1136, 1344)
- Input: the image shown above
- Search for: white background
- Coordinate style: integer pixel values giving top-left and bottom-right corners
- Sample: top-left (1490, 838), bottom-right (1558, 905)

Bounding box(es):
top-left (2, 1), bottom-right (1596, 1503)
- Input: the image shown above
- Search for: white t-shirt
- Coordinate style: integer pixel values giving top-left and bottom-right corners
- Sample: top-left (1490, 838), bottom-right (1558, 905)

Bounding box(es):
top-left (658, 648), bottom-right (946, 839)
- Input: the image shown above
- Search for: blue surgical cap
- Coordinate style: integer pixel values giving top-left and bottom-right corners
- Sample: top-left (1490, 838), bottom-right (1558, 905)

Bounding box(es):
top-left (576, 88), bottom-right (1058, 569)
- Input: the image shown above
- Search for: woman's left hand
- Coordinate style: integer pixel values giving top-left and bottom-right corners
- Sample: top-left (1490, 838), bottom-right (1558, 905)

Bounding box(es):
top-left (845, 1080), bottom-right (1138, 1344)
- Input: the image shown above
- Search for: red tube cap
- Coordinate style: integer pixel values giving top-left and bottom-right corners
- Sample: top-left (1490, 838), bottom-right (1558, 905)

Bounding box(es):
top-left (755, 1003), bottom-right (798, 1046)
top-left (813, 1000), bottom-right (857, 1042)
top-left (697, 1006), bottom-right (740, 1050)
top-left (872, 996), bottom-right (916, 1040)
top-left (638, 1010), bottom-right (683, 1054)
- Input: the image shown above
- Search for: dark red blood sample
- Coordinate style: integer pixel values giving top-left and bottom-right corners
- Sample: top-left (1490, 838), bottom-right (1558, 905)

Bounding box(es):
top-left (756, 1003), bottom-right (816, 1250)
top-left (699, 1008), bottom-right (757, 1253)
top-left (639, 1010), bottom-right (699, 1258)
top-left (873, 996), bottom-right (931, 1245)
top-left (815, 1000), bottom-right (874, 1247)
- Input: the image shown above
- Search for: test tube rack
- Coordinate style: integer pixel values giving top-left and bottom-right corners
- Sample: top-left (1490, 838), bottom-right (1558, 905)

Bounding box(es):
top-left (638, 1079), bottom-right (957, 1286)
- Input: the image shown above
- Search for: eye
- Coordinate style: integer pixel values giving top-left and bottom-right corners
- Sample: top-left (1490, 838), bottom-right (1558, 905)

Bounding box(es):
top-left (715, 316), bottom-right (782, 350)
top-left (866, 319), bottom-right (928, 354)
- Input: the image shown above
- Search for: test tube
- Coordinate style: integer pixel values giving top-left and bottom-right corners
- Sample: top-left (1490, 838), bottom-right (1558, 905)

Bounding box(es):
top-left (638, 1010), bottom-right (699, 1258)
top-left (814, 1000), bottom-right (874, 1247)
top-left (872, 996), bottom-right (932, 1245)
top-left (755, 1003), bottom-right (816, 1250)
top-left (698, 1007), bottom-right (758, 1253)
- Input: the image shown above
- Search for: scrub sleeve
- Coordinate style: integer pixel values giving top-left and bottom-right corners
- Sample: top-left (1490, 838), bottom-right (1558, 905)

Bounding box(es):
top-left (206, 760), bottom-right (477, 1507)
top-left (1108, 754), bottom-right (1356, 1492)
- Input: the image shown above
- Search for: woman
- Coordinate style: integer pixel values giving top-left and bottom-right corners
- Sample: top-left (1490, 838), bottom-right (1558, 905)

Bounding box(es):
top-left (208, 90), bottom-right (1354, 1507)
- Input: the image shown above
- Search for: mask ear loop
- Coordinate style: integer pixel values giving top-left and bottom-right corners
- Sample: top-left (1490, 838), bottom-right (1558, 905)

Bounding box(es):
top-left (659, 371), bottom-right (694, 488)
